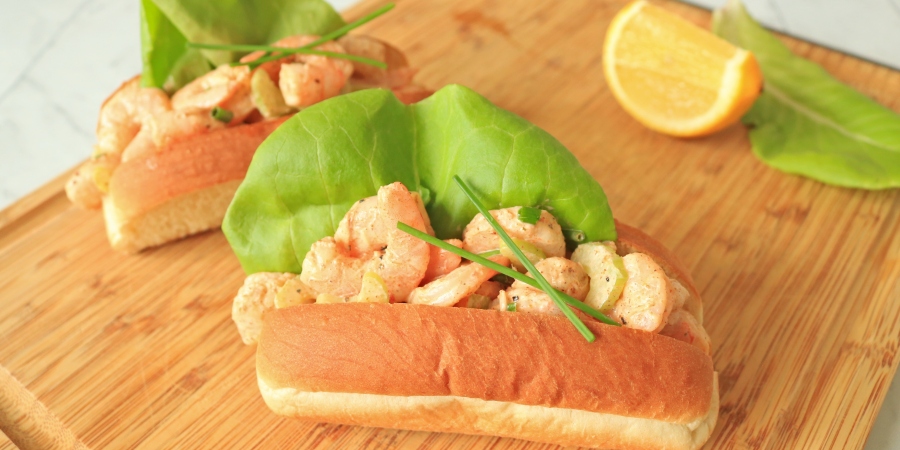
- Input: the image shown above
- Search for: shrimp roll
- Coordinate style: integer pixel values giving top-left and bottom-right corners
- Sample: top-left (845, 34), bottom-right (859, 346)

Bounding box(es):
top-left (67, 31), bottom-right (428, 253)
top-left (236, 211), bottom-right (718, 450)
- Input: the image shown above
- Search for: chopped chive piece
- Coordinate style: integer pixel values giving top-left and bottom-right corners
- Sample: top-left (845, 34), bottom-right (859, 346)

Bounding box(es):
top-left (563, 228), bottom-right (587, 243)
top-left (477, 249), bottom-right (500, 257)
top-left (517, 206), bottom-right (542, 225)
top-left (211, 106), bottom-right (233, 123)
top-left (506, 303), bottom-right (518, 312)
top-left (563, 228), bottom-right (587, 251)
top-left (396, 223), bottom-right (619, 326)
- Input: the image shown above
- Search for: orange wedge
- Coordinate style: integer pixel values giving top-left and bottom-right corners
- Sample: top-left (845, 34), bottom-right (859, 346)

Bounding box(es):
top-left (603, 0), bottom-right (763, 137)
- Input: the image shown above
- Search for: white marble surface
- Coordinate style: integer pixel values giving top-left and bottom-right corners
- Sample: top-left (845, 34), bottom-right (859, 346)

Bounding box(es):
top-left (684, 0), bottom-right (900, 70)
top-left (0, 0), bottom-right (899, 448)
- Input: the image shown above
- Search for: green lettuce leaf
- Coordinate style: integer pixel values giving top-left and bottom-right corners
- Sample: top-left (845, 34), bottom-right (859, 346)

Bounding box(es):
top-left (140, 0), bottom-right (345, 91)
top-left (712, 0), bottom-right (900, 189)
top-left (223, 85), bottom-right (616, 274)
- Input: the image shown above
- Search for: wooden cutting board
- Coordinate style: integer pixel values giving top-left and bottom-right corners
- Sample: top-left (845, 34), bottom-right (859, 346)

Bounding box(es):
top-left (2, 0), bottom-right (899, 448)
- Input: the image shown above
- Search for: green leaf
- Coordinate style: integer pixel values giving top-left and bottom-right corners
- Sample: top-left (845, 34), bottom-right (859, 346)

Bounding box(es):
top-left (140, 0), bottom-right (193, 88)
top-left (223, 85), bottom-right (616, 274)
top-left (140, 0), bottom-right (345, 90)
top-left (161, 49), bottom-right (212, 92)
top-left (712, 0), bottom-right (900, 189)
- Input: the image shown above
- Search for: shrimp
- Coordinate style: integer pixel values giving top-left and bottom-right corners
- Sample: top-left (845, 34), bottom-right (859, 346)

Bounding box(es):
top-left (337, 35), bottom-right (416, 89)
top-left (474, 280), bottom-right (504, 299)
top-left (300, 237), bottom-right (368, 298)
top-left (366, 183), bottom-right (431, 301)
top-left (660, 309), bottom-right (711, 355)
top-left (335, 35), bottom-right (431, 104)
top-left (391, 84), bottom-right (433, 105)
top-left (68, 78), bottom-right (170, 208)
top-left (669, 278), bottom-right (690, 312)
top-left (170, 64), bottom-right (255, 124)
top-left (333, 190), bottom-right (434, 256)
top-left (411, 191), bottom-right (435, 236)
top-left (334, 196), bottom-right (382, 255)
top-left (423, 239), bottom-right (463, 283)
top-left (610, 253), bottom-right (673, 332)
top-left (457, 280), bottom-right (504, 308)
top-left (95, 77), bottom-right (171, 158)
top-left (463, 206), bottom-right (566, 258)
top-left (498, 257), bottom-right (590, 315)
top-left (408, 256), bottom-right (510, 307)
top-left (242, 35), bottom-right (354, 108)
top-left (120, 109), bottom-right (225, 162)
top-left (65, 159), bottom-right (105, 209)
top-left (301, 182), bottom-right (430, 301)
top-left (232, 272), bottom-right (296, 344)
top-left (278, 56), bottom-right (353, 107)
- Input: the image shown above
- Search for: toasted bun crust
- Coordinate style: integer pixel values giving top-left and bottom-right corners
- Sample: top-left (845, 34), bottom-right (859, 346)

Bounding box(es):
top-left (257, 304), bottom-right (716, 449)
top-left (103, 117), bottom-right (288, 252)
top-left (259, 304), bottom-right (713, 421)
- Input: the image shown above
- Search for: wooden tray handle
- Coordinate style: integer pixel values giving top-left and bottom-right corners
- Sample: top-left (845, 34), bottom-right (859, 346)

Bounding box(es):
top-left (0, 364), bottom-right (89, 450)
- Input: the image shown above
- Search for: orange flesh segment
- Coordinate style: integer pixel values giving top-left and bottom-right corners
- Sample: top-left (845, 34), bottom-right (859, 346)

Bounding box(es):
top-left (604, 1), bottom-right (763, 136)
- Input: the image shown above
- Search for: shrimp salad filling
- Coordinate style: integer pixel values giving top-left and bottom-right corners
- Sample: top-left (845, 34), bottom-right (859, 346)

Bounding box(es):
top-left (66, 35), bottom-right (429, 210)
top-left (234, 182), bottom-right (710, 355)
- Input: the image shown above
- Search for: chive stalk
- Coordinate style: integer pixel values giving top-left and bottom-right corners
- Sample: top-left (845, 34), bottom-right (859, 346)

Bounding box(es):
top-left (187, 4), bottom-right (394, 69)
top-left (452, 176), bottom-right (597, 341)
top-left (395, 223), bottom-right (618, 327)
top-left (303, 4), bottom-right (395, 49)
top-left (188, 44), bottom-right (387, 69)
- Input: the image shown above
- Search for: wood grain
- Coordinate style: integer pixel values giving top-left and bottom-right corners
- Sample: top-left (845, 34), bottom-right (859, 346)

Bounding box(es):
top-left (0, 365), bottom-right (89, 450)
top-left (2, 0), bottom-right (900, 449)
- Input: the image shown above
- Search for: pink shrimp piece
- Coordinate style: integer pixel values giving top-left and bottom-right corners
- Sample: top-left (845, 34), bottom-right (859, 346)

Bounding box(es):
top-left (301, 182), bottom-right (430, 302)
top-left (422, 239), bottom-right (463, 283)
top-left (660, 309), bottom-right (711, 355)
top-left (408, 256), bottom-right (510, 307)
top-left (170, 64), bottom-right (255, 124)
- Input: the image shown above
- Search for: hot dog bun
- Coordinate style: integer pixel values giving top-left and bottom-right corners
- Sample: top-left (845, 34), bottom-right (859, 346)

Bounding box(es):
top-left (99, 117), bottom-right (288, 253)
top-left (253, 223), bottom-right (717, 449)
top-left (258, 304), bottom-right (717, 449)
